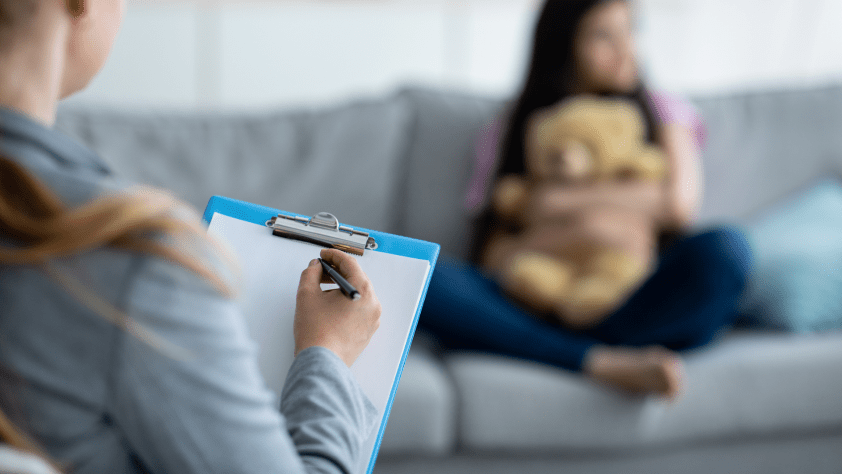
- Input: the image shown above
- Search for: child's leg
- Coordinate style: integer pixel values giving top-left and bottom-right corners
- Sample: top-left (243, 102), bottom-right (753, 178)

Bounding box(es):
top-left (419, 257), bottom-right (593, 371)
top-left (418, 257), bottom-right (684, 396)
top-left (587, 226), bottom-right (753, 350)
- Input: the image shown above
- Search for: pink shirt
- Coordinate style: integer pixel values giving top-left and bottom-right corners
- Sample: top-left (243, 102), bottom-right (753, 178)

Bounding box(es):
top-left (464, 91), bottom-right (706, 213)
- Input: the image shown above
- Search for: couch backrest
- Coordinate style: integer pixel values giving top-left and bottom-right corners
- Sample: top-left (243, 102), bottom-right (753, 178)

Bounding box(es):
top-left (693, 84), bottom-right (842, 225)
top-left (55, 85), bottom-right (842, 260)
top-left (391, 88), bottom-right (502, 258)
top-left (56, 94), bottom-right (415, 234)
top-left (55, 88), bottom-right (503, 259)
top-left (394, 85), bottom-right (842, 257)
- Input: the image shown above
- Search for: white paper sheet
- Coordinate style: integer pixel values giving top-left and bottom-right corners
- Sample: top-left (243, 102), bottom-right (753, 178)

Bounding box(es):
top-left (207, 213), bottom-right (430, 472)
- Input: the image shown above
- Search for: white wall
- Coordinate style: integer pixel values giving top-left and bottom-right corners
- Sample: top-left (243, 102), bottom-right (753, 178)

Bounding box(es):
top-left (637, 0), bottom-right (842, 94)
top-left (65, 0), bottom-right (842, 111)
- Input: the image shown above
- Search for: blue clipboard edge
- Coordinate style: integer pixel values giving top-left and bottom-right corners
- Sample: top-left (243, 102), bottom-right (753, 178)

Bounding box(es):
top-left (203, 195), bottom-right (440, 474)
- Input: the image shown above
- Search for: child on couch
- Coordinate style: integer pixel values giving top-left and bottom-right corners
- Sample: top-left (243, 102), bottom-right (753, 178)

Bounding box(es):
top-left (419, 0), bottom-right (752, 398)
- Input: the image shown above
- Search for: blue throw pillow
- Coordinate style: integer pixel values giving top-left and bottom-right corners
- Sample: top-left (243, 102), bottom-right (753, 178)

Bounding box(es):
top-left (740, 179), bottom-right (842, 332)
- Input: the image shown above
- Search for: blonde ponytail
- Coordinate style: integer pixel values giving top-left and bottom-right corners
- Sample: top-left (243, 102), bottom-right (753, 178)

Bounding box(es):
top-left (0, 154), bottom-right (237, 470)
top-left (0, 156), bottom-right (233, 295)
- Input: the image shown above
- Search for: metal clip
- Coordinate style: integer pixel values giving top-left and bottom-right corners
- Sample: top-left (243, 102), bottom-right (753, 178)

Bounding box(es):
top-left (265, 212), bottom-right (378, 256)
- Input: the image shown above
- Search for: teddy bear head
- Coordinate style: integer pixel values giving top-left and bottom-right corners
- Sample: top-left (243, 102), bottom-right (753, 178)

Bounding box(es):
top-left (525, 96), bottom-right (666, 183)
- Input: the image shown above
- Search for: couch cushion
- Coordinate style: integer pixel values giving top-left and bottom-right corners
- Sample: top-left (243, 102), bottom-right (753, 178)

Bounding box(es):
top-left (447, 331), bottom-right (842, 451)
top-left (379, 342), bottom-right (457, 456)
top-left (55, 95), bottom-right (413, 233)
top-left (740, 179), bottom-right (842, 332)
top-left (693, 85), bottom-right (842, 225)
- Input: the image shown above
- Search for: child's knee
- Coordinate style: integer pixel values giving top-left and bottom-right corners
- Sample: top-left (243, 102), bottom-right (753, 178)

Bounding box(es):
top-left (718, 226), bottom-right (753, 276)
top-left (683, 227), bottom-right (753, 287)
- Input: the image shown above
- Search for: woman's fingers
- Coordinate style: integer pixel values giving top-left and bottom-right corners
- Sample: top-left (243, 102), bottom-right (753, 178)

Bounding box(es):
top-left (293, 250), bottom-right (382, 366)
top-left (319, 248), bottom-right (372, 292)
top-left (297, 259), bottom-right (323, 295)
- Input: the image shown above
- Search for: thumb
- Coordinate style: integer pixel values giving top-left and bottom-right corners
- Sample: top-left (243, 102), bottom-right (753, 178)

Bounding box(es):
top-left (298, 259), bottom-right (323, 294)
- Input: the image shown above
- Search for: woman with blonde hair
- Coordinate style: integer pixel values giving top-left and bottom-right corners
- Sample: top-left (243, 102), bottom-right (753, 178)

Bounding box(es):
top-left (0, 1), bottom-right (383, 473)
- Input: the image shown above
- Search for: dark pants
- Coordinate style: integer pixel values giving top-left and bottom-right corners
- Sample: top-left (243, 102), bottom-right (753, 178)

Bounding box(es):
top-left (418, 227), bottom-right (753, 372)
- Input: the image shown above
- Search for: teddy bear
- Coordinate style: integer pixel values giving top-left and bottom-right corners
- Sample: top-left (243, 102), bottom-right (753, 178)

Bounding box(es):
top-left (484, 96), bottom-right (667, 329)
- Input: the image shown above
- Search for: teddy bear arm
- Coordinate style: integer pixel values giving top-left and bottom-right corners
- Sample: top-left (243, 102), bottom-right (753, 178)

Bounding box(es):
top-left (601, 147), bottom-right (667, 182)
top-left (555, 246), bottom-right (651, 328)
top-left (481, 231), bottom-right (576, 314)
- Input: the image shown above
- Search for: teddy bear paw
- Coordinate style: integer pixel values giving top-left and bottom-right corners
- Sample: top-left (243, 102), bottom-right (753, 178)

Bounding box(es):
top-left (508, 252), bottom-right (574, 312)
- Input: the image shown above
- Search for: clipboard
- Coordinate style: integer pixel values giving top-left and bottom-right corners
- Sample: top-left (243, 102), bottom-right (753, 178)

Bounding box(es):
top-left (202, 195), bottom-right (439, 474)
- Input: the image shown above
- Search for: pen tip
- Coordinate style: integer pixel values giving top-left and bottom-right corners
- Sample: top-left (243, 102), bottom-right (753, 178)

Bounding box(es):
top-left (352, 293), bottom-right (361, 301)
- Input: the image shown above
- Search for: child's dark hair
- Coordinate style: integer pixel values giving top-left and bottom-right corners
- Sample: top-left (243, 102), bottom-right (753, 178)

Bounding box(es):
top-left (470, 0), bottom-right (660, 263)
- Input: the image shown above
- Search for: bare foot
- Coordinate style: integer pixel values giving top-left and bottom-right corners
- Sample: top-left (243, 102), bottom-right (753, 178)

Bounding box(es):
top-left (582, 346), bottom-right (684, 398)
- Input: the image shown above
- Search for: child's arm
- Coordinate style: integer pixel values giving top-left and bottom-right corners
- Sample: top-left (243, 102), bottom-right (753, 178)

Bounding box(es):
top-left (659, 123), bottom-right (703, 230)
top-left (526, 181), bottom-right (667, 225)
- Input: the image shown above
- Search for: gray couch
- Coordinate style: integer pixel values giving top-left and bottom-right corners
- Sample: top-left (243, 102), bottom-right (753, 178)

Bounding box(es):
top-left (55, 85), bottom-right (842, 474)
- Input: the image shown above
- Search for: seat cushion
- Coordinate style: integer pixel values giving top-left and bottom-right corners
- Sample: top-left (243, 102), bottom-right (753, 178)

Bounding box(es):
top-left (740, 179), bottom-right (842, 332)
top-left (447, 331), bottom-right (842, 451)
top-left (378, 342), bottom-right (457, 456)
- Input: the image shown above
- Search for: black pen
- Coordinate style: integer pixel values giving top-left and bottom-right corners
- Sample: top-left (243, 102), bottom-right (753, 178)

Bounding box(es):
top-left (318, 258), bottom-right (361, 301)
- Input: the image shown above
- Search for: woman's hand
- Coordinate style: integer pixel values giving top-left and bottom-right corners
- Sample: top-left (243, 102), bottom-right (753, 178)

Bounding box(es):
top-left (294, 248), bottom-right (382, 367)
